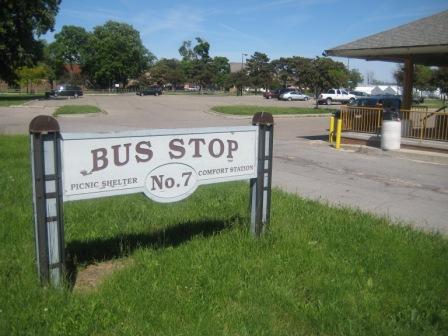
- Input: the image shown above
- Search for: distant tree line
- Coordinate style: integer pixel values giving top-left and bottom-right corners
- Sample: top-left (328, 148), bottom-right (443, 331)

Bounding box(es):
top-left (394, 65), bottom-right (448, 96)
top-left (1, 1), bottom-right (447, 97)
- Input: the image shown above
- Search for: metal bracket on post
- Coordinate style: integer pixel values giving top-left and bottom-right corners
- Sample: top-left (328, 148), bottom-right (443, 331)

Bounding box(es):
top-left (250, 112), bottom-right (274, 237)
top-left (29, 115), bottom-right (65, 287)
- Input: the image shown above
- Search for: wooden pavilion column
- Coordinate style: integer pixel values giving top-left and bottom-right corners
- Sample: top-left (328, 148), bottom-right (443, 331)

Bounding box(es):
top-left (402, 57), bottom-right (414, 110)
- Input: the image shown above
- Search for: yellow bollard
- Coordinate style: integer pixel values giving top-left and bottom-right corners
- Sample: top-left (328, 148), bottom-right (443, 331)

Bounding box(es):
top-left (335, 118), bottom-right (342, 149)
top-left (329, 116), bottom-right (334, 144)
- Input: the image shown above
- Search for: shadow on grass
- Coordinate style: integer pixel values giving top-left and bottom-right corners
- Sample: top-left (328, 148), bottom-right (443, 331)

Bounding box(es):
top-left (65, 217), bottom-right (241, 287)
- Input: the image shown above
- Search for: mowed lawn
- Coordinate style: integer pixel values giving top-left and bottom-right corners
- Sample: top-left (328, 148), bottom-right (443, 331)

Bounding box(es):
top-left (212, 105), bottom-right (337, 116)
top-left (0, 135), bottom-right (447, 335)
top-left (0, 93), bottom-right (44, 106)
top-left (53, 105), bottom-right (101, 116)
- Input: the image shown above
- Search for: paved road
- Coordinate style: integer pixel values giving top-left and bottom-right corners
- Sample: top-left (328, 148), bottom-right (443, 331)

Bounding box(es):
top-left (2, 94), bottom-right (447, 233)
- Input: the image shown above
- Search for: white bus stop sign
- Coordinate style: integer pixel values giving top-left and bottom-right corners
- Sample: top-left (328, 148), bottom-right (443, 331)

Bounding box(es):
top-left (61, 126), bottom-right (258, 203)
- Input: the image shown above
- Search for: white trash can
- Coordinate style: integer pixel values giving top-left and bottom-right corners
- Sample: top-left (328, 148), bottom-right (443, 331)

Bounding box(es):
top-left (381, 109), bottom-right (401, 150)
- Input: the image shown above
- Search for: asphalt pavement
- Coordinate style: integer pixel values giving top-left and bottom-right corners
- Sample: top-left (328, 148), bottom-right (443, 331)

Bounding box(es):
top-left (1, 94), bottom-right (447, 233)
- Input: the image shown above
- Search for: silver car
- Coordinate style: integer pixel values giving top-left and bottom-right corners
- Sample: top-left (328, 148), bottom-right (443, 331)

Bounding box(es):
top-left (279, 90), bottom-right (310, 101)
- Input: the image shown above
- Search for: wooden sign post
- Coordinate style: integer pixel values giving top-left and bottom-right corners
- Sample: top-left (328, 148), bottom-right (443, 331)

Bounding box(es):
top-left (29, 113), bottom-right (274, 286)
top-left (250, 112), bottom-right (274, 236)
top-left (30, 116), bottom-right (65, 286)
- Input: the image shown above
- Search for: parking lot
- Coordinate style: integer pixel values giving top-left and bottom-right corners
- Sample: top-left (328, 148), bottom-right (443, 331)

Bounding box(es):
top-left (1, 94), bottom-right (447, 233)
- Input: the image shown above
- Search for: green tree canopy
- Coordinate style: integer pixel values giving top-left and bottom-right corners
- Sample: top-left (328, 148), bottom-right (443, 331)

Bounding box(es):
top-left (432, 67), bottom-right (448, 95)
top-left (50, 25), bottom-right (90, 65)
top-left (211, 56), bottom-right (230, 90)
top-left (394, 65), bottom-right (436, 92)
top-left (226, 71), bottom-right (249, 96)
top-left (270, 56), bottom-right (313, 89)
top-left (347, 68), bottom-right (363, 90)
top-left (178, 40), bottom-right (195, 61)
top-left (150, 58), bottom-right (185, 89)
top-left (271, 57), bottom-right (294, 87)
top-left (301, 57), bottom-right (349, 108)
top-left (83, 21), bottom-right (155, 88)
top-left (193, 38), bottom-right (211, 62)
top-left (16, 64), bottom-right (49, 92)
top-left (246, 52), bottom-right (273, 90)
top-left (0, 0), bottom-right (60, 84)
top-left (178, 37), bottom-right (213, 90)
top-left (45, 25), bottom-right (90, 84)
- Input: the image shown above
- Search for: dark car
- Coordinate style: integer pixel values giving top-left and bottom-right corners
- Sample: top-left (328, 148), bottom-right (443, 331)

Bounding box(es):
top-left (137, 86), bottom-right (163, 96)
top-left (48, 84), bottom-right (83, 98)
top-left (348, 95), bottom-right (401, 109)
top-left (263, 89), bottom-right (281, 99)
top-left (263, 88), bottom-right (296, 99)
top-left (349, 90), bottom-right (370, 99)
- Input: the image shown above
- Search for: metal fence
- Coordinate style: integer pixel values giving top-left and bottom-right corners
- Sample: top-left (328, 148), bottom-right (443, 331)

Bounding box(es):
top-left (340, 105), bottom-right (448, 142)
top-left (401, 109), bottom-right (448, 141)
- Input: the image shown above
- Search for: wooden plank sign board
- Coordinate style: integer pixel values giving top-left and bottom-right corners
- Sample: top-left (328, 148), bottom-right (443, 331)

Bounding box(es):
top-left (61, 126), bottom-right (258, 203)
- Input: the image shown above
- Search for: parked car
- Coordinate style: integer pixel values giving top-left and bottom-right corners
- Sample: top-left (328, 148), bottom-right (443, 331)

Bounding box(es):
top-left (348, 95), bottom-right (401, 109)
top-left (279, 90), bottom-right (310, 101)
top-left (349, 91), bottom-right (370, 99)
top-left (263, 89), bottom-right (281, 99)
top-left (47, 84), bottom-right (83, 98)
top-left (137, 86), bottom-right (163, 96)
top-left (318, 88), bottom-right (356, 105)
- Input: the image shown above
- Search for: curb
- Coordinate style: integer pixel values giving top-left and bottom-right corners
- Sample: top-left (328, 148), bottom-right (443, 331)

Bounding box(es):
top-left (7, 99), bottom-right (43, 108)
top-left (54, 110), bottom-right (107, 118)
top-left (206, 109), bottom-right (331, 119)
top-left (341, 144), bottom-right (448, 165)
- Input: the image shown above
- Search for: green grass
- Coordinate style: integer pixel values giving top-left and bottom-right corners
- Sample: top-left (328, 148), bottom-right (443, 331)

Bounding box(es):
top-left (54, 105), bottom-right (101, 116)
top-left (1, 135), bottom-right (447, 335)
top-left (0, 93), bottom-right (44, 106)
top-left (422, 99), bottom-right (447, 110)
top-left (212, 105), bottom-right (337, 115)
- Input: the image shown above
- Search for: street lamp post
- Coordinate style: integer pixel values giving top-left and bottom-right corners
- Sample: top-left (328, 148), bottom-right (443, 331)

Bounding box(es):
top-left (241, 53), bottom-right (248, 96)
top-left (241, 53), bottom-right (248, 70)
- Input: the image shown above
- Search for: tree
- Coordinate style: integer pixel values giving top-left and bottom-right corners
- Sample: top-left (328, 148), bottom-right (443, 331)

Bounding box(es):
top-left (178, 40), bottom-right (195, 61)
top-left (347, 69), bottom-right (363, 90)
top-left (246, 52), bottom-right (272, 91)
top-left (394, 64), bottom-right (436, 94)
top-left (193, 38), bottom-right (210, 62)
top-left (226, 71), bottom-right (249, 96)
top-left (271, 57), bottom-right (294, 87)
top-left (150, 58), bottom-right (185, 89)
top-left (0, 0), bottom-right (60, 84)
top-left (289, 56), bottom-right (314, 90)
top-left (49, 25), bottom-right (90, 67)
top-left (211, 56), bottom-right (230, 90)
top-left (45, 25), bottom-right (90, 85)
top-left (83, 21), bottom-right (155, 88)
top-left (432, 67), bottom-right (448, 97)
top-left (178, 37), bottom-right (213, 90)
top-left (271, 56), bottom-right (313, 90)
top-left (16, 64), bottom-right (49, 93)
top-left (301, 57), bottom-right (349, 108)
top-left (415, 66), bottom-right (435, 93)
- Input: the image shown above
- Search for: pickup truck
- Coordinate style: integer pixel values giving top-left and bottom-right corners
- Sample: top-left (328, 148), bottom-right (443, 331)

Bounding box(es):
top-left (318, 89), bottom-right (356, 105)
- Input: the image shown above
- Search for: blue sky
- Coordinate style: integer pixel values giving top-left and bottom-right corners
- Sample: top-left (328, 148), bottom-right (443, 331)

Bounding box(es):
top-left (43, 0), bottom-right (448, 83)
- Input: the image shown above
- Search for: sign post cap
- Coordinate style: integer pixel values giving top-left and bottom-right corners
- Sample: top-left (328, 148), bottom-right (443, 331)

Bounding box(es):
top-left (252, 112), bottom-right (274, 126)
top-left (29, 115), bottom-right (60, 134)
